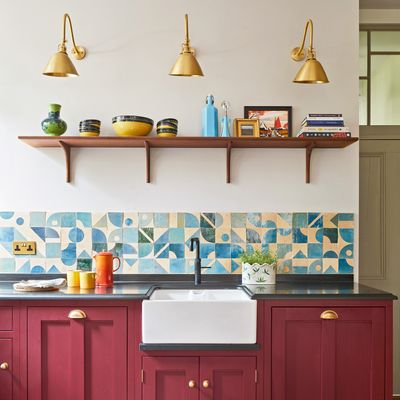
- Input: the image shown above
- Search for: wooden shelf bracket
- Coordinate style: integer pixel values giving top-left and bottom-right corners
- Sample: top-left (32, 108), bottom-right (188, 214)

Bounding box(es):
top-left (144, 140), bottom-right (151, 183)
top-left (226, 140), bottom-right (232, 184)
top-left (305, 142), bottom-right (316, 184)
top-left (59, 140), bottom-right (71, 183)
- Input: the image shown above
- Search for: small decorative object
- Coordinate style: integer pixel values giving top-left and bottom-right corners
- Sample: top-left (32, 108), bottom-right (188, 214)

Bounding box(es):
top-left (112, 115), bottom-right (153, 137)
top-left (41, 104), bottom-right (67, 136)
top-left (202, 95), bottom-right (219, 137)
top-left (220, 101), bottom-right (231, 137)
top-left (234, 118), bottom-right (260, 138)
top-left (244, 106), bottom-right (292, 138)
top-left (291, 19), bottom-right (329, 84)
top-left (169, 14), bottom-right (204, 77)
top-left (157, 118), bottom-right (178, 137)
top-left (79, 119), bottom-right (101, 137)
top-left (240, 249), bottom-right (278, 285)
top-left (43, 13), bottom-right (87, 78)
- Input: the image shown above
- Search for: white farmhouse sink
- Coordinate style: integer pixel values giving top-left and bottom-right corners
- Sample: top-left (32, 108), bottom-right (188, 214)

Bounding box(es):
top-left (142, 289), bottom-right (257, 344)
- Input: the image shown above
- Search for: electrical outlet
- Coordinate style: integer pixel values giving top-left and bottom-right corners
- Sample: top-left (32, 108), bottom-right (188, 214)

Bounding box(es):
top-left (13, 241), bottom-right (36, 255)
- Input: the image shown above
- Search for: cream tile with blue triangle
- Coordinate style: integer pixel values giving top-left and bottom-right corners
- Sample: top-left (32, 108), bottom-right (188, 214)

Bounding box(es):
top-left (0, 243), bottom-right (13, 257)
top-left (323, 258), bottom-right (338, 273)
top-left (92, 212), bottom-right (108, 228)
top-left (16, 258), bottom-right (31, 273)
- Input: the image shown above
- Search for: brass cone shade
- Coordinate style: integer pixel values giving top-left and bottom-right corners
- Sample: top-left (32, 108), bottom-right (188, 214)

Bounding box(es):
top-left (43, 50), bottom-right (79, 77)
top-left (169, 51), bottom-right (204, 77)
top-left (293, 57), bottom-right (329, 84)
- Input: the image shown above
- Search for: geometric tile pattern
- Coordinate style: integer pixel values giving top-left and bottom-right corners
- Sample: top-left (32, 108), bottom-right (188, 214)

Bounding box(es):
top-left (0, 212), bottom-right (354, 275)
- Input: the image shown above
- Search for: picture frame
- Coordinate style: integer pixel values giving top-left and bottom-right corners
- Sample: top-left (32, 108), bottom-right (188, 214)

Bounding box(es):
top-left (244, 106), bottom-right (292, 138)
top-left (234, 118), bottom-right (260, 138)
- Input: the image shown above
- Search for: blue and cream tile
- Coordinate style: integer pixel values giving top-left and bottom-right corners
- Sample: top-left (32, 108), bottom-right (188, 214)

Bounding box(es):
top-left (92, 212), bottom-right (108, 228)
top-left (154, 213), bottom-right (169, 228)
top-left (108, 243), bottom-right (123, 257)
top-left (0, 258), bottom-right (15, 272)
top-left (337, 213), bottom-right (354, 228)
top-left (262, 213), bottom-right (277, 228)
top-left (309, 259), bottom-right (323, 274)
top-left (292, 213), bottom-right (308, 228)
top-left (123, 227), bottom-right (139, 243)
top-left (61, 212), bottom-right (76, 227)
top-left (123, 212), bottom-right (138, 228)
top-left (215, 227), bottom-right (231, 243)
top-left (200, 213), bottom-right (216, 229)
top-left (277, 213), bottom-right (292, 229)
top-left (92, 227), bottom-right (107, 243)
top-left (323, 228), bottom-right (338, 243)
top-left (30, 259), bottom-right (47, 274)
top-left (45, 258), bottom-right (67, 273)
top-left (231, 213), bottom-right (246, 228)
top-left (0, 212), bottom-right (15, 227)
top-left (246, 228), bottom-right (261, 243)
top-left (292, 244), bottom-right (308, 259)
top-left (308, 228), bottom-right (323, 243)
top-left (107, 212), bottom-right (124, 229)
top-left (338, 258), bottom-right (354, 274)
top-left (277, 228), bottom-right (292, 243)
top-left (45, 227), bottom-right (61, 243)
top-left (138, 213), bottom-right (153, 227)
top-left (108, 228), bottom-right (123, 243)
top-left (323, 258), bottom-right (338, 273)
top-left (200, 228), bottom-right (215, 243)
top-left (247, 213), bottom-right (262, 228)
top-left (323, 213), bottom-right (337, 228)
top-left (308, 212), bottom-right (323, 228)
top-left (76, 212), bottom-right (92, 228)
top-left (46, 212), bottom-right (63, 227)
top-left (278, 259), bottom-right (292, 274)
top-left (184, 213), bottom-right (200, 228)
top-left (16, 258), bottom-right (32, 273)
top-left (231, 228), bottom-right (246, 243)
top-left (122, 258), bottom-right (139, 274)
top-left (215, 212), bottom-right (230, 228)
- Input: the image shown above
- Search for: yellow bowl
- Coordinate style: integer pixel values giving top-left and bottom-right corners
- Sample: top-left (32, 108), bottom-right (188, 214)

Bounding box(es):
top-left (112, 121), bottom-right (153, 137)
top-left (80, 131), bottom-right (100, 137)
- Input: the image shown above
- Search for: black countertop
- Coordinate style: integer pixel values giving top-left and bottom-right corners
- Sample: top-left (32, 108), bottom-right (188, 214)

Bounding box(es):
top-left (0, 275), bottom-right (396, 300)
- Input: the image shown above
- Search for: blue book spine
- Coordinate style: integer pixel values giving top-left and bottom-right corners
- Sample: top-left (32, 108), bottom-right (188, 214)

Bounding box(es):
top-left (304, 120), bottom-right (345, 127)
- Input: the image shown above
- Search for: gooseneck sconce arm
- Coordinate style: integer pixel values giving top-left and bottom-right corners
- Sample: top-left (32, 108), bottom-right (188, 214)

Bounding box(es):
top-left (291, 19), bottom-right (329, 84)
top-left (169, 14), bottom-right (204, 77)
top-left (43, 13), bottom-right (87, 77)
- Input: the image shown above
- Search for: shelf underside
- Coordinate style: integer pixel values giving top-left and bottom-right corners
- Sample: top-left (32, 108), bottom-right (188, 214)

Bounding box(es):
top-left (18, 136), bottom-right (358, 184)
top-left (18, 136), bottom-right (358, 149)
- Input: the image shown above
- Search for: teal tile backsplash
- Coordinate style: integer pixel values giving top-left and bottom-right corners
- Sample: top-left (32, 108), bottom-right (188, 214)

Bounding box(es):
top-left (0, 212), bottom-right (354, 274)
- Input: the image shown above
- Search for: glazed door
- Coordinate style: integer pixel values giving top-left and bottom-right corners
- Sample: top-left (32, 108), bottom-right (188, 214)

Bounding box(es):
top-left (142, 357), bottom-right (199, 400)
top-left (0, 338), bottom-right (14, 400)
top-left (199, 357), bottom-right (257, 400)
top-left (27, 306), bottom-right (128, 400)
top-left (271, 306), bottom-right (386, 400)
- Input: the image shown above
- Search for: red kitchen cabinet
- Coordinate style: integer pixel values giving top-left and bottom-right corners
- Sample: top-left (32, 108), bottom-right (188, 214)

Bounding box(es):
top-left (199, 357), bottom-right (257, 400)
top-left (27, 306), bottom-right (127, 400)
top-left (142, 356), bottom-right (257, 400)
top-left (271, 306), bottom-right (387, 400)
top-left (142, 357), bottom-right (199, 400)
top-left (0, 338), bottom-right (14, 400)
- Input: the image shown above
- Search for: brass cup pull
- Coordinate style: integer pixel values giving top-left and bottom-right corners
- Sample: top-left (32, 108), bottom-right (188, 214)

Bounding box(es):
top-left (68, 309), bottom-right (87, 319)
top-left (320, 310), bottom-right (339, 320)
top-left (188, 380), bottom-right (196, 388)
top-left (202, 380), bottom-right (210, 388)
top-left (0, 362), bottom-right (9, 370)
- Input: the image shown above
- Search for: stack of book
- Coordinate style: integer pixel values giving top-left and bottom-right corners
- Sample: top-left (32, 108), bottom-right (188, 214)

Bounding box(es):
top-left (297, 114), bottom-right (351, 138)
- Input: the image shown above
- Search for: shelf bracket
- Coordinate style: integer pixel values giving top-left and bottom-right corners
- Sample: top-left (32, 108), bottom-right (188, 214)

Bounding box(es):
top-left (144, 140), bottom-right (151, 183)
top-left (305, 142), bottom-right (316, 184)
top-left (59, 140), bottom-right (71, 183)
top-left (226, 140), bottom-right (232, 184)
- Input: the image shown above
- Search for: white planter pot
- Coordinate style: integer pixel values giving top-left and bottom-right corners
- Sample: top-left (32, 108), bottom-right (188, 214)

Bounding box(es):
top-left (242, 262), bottom-right (276, 285)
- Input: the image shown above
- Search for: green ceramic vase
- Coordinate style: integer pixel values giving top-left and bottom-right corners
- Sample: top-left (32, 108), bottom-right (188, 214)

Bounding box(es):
top-left (41, 104), bottom-right (67, 136)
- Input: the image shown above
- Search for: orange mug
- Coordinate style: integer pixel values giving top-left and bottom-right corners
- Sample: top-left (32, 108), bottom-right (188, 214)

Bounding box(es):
top-left (93, 252), bottom-right (121, 288)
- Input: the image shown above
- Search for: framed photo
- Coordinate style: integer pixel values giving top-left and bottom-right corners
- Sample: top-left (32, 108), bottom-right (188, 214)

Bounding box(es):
top-left (244, 106), bottom-right (292, 138)
top-left (234, 118), bottom-right (260, 138)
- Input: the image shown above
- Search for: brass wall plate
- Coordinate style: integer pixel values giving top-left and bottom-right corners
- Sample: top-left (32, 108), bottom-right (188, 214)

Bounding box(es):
top-left (13, 241), bottom-right (37, 255)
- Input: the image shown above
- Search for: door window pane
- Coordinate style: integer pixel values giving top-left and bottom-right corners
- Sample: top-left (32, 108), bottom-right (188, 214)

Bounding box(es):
top-left (359, 31), bottom-right (368, 77)
top-left (371, 31), bottom-right (400, 52)
top-left (371, 55), bottom-right (400, 125)
top-left (359, 80), bottom-right (368, 126)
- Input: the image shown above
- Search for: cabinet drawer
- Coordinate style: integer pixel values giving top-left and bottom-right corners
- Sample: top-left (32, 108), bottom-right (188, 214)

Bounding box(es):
top-left (0, 307), bottom-right (13, 330)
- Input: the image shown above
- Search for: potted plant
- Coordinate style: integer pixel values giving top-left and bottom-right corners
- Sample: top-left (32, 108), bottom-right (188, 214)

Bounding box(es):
top-left (240, 249), bottom-right (278, 285)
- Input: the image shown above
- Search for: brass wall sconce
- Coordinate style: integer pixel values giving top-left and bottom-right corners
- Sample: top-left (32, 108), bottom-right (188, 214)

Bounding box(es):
top-left (43, 13), bottom-right (87, 77)
top-left (291, 19), bottom-right (329, 84)
top-left (169, 14), bottom-right (204, 77)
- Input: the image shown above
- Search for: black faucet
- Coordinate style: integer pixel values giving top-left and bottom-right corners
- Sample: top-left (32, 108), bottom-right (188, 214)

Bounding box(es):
top-left (190, 237), bottom-right (210, 285)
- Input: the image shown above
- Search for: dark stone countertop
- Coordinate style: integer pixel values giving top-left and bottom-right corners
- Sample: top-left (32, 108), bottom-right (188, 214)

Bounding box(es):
top-left (0, 275), bottom-right (396, 300)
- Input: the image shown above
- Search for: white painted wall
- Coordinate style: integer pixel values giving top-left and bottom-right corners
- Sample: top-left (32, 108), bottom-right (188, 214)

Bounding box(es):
top-left (0, 0), bottom-right (359, 260)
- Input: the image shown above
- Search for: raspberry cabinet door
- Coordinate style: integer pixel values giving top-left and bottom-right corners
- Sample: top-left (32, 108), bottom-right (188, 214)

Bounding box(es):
top-left (27, 306), bottom-right (127, 400)
top-left (271, 307), bottom-right (386, 400)
top-left (142, 357), bottom-right (199, 400)
top-left (199, 357), bottom-right (257, 400)
top-left (0, 338), bottom-right (14, 400)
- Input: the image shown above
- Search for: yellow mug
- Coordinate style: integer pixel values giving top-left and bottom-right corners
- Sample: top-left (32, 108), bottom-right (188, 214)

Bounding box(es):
top-left (80, 272), bottom-right (96, 290)
top-left (67, 270), bottom-right (80, 288)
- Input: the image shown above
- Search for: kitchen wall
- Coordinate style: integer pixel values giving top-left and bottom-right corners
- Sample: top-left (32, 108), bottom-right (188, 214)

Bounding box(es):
top-left (0, 1), bottom-right (359, 274)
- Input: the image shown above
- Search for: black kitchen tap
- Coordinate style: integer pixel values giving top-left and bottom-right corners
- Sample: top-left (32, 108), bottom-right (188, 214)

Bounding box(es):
top-left (190, 237), bottom-right (210, 285)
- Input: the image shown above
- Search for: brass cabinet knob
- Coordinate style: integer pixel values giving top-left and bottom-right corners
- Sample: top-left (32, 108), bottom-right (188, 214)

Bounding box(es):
top-left (202, 380), bottom-right (210, 388)
top-left (0, 362), bottom-right (9, 370)
top-left (188, 380), bottom-right (196, 388)
top-left (68, 309), bottom-right (87, 319)
top-left (320, 310), bottom-right (339, 320)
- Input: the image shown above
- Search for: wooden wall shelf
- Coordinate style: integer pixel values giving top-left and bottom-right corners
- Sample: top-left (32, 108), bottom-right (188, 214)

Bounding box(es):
top-left (18, 136), bottom-right (358, 184)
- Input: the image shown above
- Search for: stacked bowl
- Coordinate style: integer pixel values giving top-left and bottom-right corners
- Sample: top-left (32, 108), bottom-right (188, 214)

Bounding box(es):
top-left (79, 119), bottom-right (101, 136)
top-left (112, 115), bottom-right (153, 137)
top-left (156, 118), bottom-right (178, 137)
